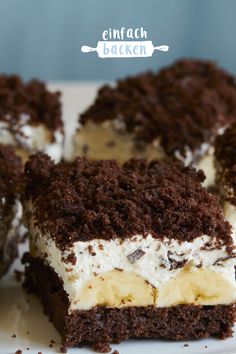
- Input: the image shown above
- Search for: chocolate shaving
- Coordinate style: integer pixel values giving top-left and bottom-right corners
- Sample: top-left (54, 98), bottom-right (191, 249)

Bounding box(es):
top-left (167, 251), bottom-right (187, 270)
top-left (127, 249), bottom-right (145, 264)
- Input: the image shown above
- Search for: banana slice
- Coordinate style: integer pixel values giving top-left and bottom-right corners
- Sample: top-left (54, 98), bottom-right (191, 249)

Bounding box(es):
top-left (158, 266), bottom-right (235, 307)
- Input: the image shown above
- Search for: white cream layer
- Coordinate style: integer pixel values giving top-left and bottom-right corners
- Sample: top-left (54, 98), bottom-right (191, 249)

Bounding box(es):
top-left (28, 210), bottom-right (236, 311)
top-left (0, 117), bottom-right (63, 162)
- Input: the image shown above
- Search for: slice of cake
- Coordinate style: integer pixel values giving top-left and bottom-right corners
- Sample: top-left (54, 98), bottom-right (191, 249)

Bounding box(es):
top-left (215, 122), bottom-right (236, 239)
top-left (22, 153), bottom-right (236, 350)
top-left (0, 75), bottom-right (64, 162)
top-left (74, 59), bottom-right (236, 187)
top-left (0, 144), bottom-right (23, 278)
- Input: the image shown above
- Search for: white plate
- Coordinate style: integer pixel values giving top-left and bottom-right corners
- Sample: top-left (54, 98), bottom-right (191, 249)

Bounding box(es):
top-left (0, 84), bottom-right (235, 354)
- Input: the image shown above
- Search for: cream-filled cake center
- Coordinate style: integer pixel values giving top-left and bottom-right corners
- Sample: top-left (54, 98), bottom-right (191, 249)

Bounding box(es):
top-left (75, 120), bottom-right (165, 163)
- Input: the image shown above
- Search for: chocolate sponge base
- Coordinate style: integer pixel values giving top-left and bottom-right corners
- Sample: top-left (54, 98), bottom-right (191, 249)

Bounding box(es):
top-left (23, 253), bottom-right (236, 350)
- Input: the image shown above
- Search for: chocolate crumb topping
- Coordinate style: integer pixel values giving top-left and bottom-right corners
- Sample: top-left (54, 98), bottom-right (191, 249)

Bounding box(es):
top-left (59, 346), bottom-right (67, 353)
top-left (63, 253), bottom-right (76, 265)
top-left (80, 59), bottom-right (236, 158)
top-left (23, 153), bottom-right (232, 250)
top-left (0, 144), bottom-right (22, 219)
top-left (127, 249), bottom-right (145, 264)
top-left (0, 74), bottom-right (63, 133)
top-left (215, 122), bottom-right (236, 205)
top-left (93, 342), bottom-right (111, 353)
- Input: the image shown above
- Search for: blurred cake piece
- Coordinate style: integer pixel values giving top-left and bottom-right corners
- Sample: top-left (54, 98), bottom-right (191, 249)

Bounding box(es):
top-left (0, 145), bottom-right (22, 278)
top-left (215, 122), bottom-right (236, 239)
top-left (23, 154), bottom-right (235, 349)
top-left (74, 59), bottom-right (236, 187)
top-left (0, 75), bottom-right (64, 162)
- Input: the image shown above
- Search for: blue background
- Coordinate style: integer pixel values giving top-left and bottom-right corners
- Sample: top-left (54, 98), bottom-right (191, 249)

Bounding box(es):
top-left (0, 0), bottom-right (235, 81)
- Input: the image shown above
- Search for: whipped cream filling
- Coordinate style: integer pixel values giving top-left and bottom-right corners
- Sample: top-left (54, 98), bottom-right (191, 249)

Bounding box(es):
top-left (0, 116), bottom-right (63, 162)
top-left (27, 207), bottom-right (236, 311)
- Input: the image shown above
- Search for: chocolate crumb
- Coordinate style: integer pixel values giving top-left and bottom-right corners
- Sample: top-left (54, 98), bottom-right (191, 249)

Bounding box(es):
top-left (59, 346), bottom-right (67, 353)
top-left (93, 342), bottom-right (111, 353)
top-left (14, 270), bottom-right (24, 283)
top-left (88, 245), bottom-right (96, 256)
top-left (127, 249), bottom-right (145, 264)
top-left (111, 350), bottom-right (119, 354)
top-left (15, 350), bottom-right (22, 354)
top-left (12, 334), bottom-right (16, 338)
top-left (184, 343), bottom-right (189, 347)
top-left (63, 253), bottom-right (76, 265)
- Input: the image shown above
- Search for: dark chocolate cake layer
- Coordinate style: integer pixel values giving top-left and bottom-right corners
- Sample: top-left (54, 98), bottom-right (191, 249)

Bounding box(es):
top-left (80, 59), bottom-right (236, 157)
top-left (23, 253), bottom-right (236, 349)
top-left (23, 153), bottom-right (232, 249)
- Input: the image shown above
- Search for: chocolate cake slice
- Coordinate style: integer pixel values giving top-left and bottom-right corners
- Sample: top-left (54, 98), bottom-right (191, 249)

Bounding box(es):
top-left (0, 75), bottom-right (64, 162)
top-left (22, 153), bottom-right (236, 350)
top-left (74, 59), bottom-right (236, 187)
top-left (0, 144), bottom-right (23, 278)
top-left (215, 122), bottom-right (236, 240)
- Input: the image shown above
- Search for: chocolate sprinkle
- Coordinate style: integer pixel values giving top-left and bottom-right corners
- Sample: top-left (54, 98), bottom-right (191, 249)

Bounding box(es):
top-left (23, 153), bottom-right (232, 250)
top-left (80, 59), bottom-right (236, 159)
